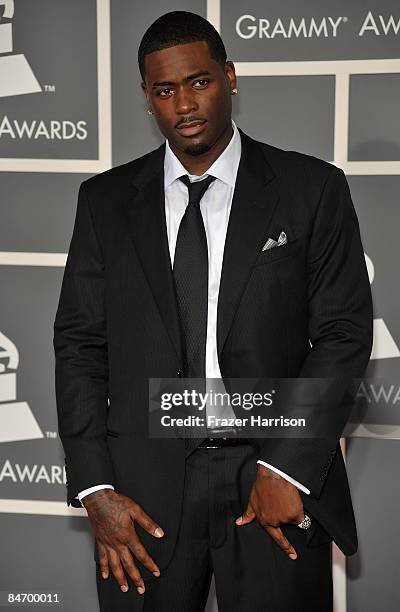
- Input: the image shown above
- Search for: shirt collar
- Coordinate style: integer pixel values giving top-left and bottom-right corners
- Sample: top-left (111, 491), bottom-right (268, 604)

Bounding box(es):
top-left (164, 120), bottom-right (241, 189)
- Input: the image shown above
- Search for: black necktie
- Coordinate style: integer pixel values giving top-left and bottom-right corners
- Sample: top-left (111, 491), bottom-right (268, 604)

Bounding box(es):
top-left (173, 174), bottom-right (216, 378)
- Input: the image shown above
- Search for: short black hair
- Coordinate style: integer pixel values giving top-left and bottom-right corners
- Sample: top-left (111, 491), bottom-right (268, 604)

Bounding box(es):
top-left (138, 11), bottom-right (227, 81)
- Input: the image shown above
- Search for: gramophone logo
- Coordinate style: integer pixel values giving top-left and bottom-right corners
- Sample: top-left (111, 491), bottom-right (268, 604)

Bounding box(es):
top-left (0, 0), bottom-right (42, 98)
top-left (365, 254), bottom-right (400, 360)
top-left (0, 0), bottom-right (111, 172)
top-left (0, 331), bottom-right (43, 443)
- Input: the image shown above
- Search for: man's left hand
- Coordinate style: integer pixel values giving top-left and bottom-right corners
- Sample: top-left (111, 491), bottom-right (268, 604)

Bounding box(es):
top-left (235, 464), bottom-right (305, 560)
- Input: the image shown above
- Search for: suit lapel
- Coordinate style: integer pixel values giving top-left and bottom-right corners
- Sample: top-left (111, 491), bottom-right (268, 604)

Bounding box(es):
top-left (123, 143), bottom-right (183, 363)
top-left (217, 130), bottom-right (280, 361)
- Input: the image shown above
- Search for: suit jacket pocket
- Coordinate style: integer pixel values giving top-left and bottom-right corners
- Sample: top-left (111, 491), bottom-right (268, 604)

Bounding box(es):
top-left (106, 429), bottom-right (120, 438)
top-left (253, 238), bottom-right (299, 266)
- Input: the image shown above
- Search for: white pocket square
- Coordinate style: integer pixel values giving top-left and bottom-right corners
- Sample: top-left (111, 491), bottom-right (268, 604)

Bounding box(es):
top-left (261, 231), bottom-right (287, 251)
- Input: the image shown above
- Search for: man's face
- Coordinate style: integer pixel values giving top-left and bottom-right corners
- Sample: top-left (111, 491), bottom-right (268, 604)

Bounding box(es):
top-left (141, 41), bottom-right (237, 156)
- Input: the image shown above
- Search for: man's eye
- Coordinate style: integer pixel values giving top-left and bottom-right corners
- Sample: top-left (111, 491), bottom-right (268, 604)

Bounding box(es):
top-left (159, 89), bottom-right (174, 97)
top-left (194, 80), bottom-right (209, 87)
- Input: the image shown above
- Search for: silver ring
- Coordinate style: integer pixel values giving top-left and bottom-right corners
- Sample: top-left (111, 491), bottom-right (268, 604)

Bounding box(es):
top-left (297, 514), bottom-right (312, 530)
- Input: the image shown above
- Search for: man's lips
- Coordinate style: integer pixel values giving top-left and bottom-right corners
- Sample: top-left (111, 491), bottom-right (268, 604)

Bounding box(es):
top-left (176, 120), bottom-right (207, 137)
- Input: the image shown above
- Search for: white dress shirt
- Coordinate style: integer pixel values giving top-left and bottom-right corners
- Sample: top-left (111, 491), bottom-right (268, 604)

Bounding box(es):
top-left (77, 120), bottom-right (310, 502)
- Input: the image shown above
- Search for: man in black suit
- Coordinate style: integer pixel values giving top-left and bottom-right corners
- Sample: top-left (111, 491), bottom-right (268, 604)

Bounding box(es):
top-left (53, 11), bottom-right (373, 612)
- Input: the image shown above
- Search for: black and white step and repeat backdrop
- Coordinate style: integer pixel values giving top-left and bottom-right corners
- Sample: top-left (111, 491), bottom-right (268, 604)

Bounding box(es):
top-left (1, 1), bottom-right (399, 610)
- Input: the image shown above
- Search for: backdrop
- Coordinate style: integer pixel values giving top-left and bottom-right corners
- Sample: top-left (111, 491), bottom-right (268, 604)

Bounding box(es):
top-left (0, 1), bottom-right (399, 610)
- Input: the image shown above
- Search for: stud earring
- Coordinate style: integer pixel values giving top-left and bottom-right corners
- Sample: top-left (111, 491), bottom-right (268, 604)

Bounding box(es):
top-left (147, 109), bottom-right (154, 115)
top-left (231, 87), bottom-right (238, 95)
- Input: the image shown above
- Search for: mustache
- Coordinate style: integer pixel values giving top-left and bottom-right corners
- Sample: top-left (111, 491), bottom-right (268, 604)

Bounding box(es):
top-left (175, 116), bottom-right (207, 128)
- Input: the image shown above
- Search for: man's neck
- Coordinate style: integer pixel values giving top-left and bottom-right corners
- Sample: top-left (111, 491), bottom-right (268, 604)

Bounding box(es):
top-left (169, 122), bottom-right (234, 176)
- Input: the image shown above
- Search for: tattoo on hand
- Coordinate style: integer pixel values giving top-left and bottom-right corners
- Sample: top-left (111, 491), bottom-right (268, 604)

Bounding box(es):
top-left (260, 473), bottom-right (283, 481)
top-left (84, 491), bottom-right (129, 535)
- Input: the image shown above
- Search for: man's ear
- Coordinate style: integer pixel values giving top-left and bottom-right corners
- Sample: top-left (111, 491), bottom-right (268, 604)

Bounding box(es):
top-left (225, 61), bottom-right (237, 90)
top-left (141, 81), bottom-right (151, 109)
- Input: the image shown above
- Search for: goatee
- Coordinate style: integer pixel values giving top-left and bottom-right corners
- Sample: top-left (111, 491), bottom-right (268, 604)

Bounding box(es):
top-left (184, 142), bottom-right (212, 156)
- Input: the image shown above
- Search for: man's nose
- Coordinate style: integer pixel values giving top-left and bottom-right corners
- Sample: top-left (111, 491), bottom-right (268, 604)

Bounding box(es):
top-left (174, 86), bottom-right (198, 114)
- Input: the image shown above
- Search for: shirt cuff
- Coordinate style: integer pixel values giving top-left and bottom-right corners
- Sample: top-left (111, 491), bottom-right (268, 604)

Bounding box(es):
top-left (256, 460), bottom-right (311, 495)
top-left (77, 484), bottom-right (115, 502)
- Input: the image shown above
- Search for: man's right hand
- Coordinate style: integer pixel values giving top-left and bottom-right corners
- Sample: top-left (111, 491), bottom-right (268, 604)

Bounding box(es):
top-left (82, 489), bottom-right (164, 595)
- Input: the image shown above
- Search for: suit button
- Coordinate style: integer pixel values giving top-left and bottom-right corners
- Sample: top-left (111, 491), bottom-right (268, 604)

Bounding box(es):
top-left (176, 368), bottom-right (183, 377)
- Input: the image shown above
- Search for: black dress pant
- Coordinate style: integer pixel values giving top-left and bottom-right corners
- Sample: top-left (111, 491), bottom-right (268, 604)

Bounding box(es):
top-left (96, 444), bottom-right (333, 611)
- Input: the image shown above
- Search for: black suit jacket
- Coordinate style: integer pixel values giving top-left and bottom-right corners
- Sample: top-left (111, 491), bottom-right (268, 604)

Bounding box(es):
top-left (53, 129), bottom-right (373, 568)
